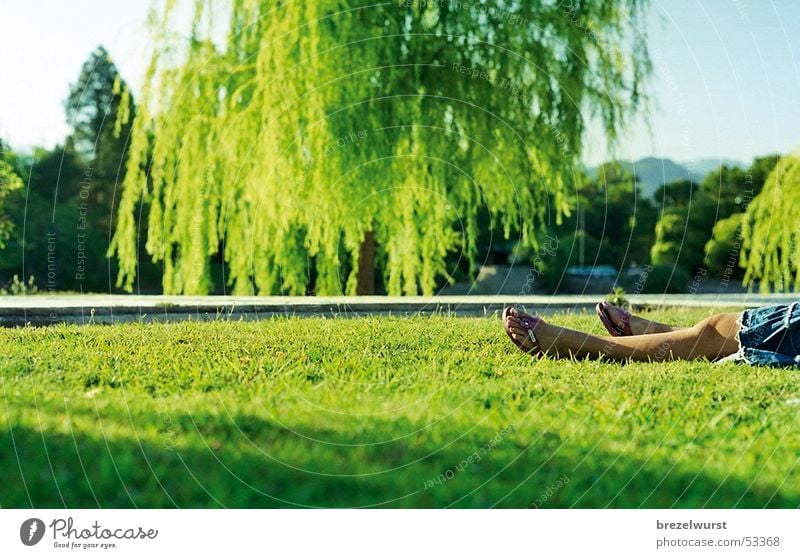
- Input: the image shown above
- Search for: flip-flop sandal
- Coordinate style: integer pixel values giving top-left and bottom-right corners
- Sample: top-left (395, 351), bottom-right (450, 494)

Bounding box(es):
top-left (596, 301), bottom-right (633, 336)
top-left (503, 307), bottom-right (545, 356)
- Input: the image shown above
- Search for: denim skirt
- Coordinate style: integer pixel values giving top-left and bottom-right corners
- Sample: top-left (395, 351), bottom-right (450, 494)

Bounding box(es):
top-left (731, 302), bottom-right (800, 367)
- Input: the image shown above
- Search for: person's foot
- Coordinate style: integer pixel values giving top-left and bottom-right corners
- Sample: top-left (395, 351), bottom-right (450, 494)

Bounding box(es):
top-left (597, 301), bottom-right (673, 336)
top-left (596, 301), bottom-right (633, 336)
top-left (502, 307), bottom-right (549, 355)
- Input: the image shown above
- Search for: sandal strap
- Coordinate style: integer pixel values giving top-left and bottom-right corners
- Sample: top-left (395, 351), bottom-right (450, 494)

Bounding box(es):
top-left (526, 326), bottom-right (543, 356)
top-left (619, 308), bottom-right (633, 336)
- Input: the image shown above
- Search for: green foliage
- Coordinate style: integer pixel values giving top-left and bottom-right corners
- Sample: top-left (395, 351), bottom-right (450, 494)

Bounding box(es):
top-left (111, 0), bottom-right (652, 295)
top-left (64, 46), bottom-right (136, 290)
top-left (0, 274), bottom-right (38, 295)
top-left (652, 156), bottom-right (779, 281)
top-left (0, 139), bottom-right (23, 248)
top-left (642, 264), bottom-right (690, 293)
top-left (606, 286), bottom-right (629, 307)
top-left (580, 163), bottom-right (658, 268)
top-left (529, 164), bottom-right (657, 293)
top-left (528, 155), bottom-right (778, 292)
top-left (0, 144), bottom-right (81, 288)
top-left (490, 154), bottom-right (779, 294)
top-left (703, 213), bottom-right (743, 277)
top-left (650, 182), bottom-right (725, 274)
top-left (699, 158), bottom-right (774, 218)
top-left (66, 46), bottom-right (132, 163)
top-left (701, 155), bottom-right (778, 195)
top-left (2, 310), bottom-right (798, 508)
top-left (742, 153), bottom-right (800, 292)
top-left (654, 179), bottom-right (698, 207)
top-left (0, 48), bottom-right (149, 293)
top-left (701, 157), bottom-right (778, 281)
top-left (534, 231), bottom-right (600, 293)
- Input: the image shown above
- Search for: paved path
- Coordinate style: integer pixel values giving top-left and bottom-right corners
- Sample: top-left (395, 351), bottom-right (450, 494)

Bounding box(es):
top-left (0, 293), bottom-right (797, 326)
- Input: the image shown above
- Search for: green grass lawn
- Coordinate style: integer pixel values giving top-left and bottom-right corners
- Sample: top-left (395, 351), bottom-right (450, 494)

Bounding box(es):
top-left (1, 308), bottom-right (798, 508)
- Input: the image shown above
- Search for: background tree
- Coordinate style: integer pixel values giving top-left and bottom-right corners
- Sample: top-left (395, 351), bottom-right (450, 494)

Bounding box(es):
top-left (111, 0), bottom-right (652, 296)
top-left (0, 47), bottom-right (148, 293)
top-left (0, 142), bottom-right (85, 290)
top-left (698, 155), bottom-right (777, 221)
top-left (535, 230), bottom-right (601, 293)
top-left (579, 163), bottom-right (658, 269)
top-left (703, 213), bottom-right (743, 277)
top-left (66, 47), bottom-right (132, 163)
top-left (650, 155), bottom-right (780, 288)
top-left (64, 46), bottom-right (136, 291)
top-left (701, 154), bottom-right (778, 279)
top-left (0, 139), bottom-right (24, 248)
top-left (650, 180), bottom-right (713, 273)
top-left (529, 163), bottom-right (657, 293)
top-left (742, 153), bottom-right (800, 292)
top-left (654, 179), bottom-right (698, 208)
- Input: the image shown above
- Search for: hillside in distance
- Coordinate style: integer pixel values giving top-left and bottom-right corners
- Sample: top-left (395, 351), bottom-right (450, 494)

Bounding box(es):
top-left (586, 157), bottom-right (745, 197)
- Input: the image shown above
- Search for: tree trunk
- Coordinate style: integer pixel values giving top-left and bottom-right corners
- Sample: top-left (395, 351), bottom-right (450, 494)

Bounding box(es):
top-left (356, 230), bottom-right (376, 295)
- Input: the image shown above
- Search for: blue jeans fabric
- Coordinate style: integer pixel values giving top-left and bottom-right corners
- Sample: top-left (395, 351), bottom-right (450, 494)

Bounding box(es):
top-left (736, 302), bottom-right (800, 367)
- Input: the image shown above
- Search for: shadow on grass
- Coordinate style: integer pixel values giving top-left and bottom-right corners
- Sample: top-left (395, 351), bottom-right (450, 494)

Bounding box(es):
top-left (2, 412), bottom-right (797, 509)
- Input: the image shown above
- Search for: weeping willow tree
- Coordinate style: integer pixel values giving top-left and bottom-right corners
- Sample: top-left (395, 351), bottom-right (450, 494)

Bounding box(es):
top-left (742, 153), bottom-right (800, 292)
top-left (111, 0), bottom-right (651, 295)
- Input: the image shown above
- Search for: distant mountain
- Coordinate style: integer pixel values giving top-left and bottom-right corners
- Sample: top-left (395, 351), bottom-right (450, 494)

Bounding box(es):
top-left (586, 157), bottom-right (745, 198)
top-left (682, 158), bottom-right (745, 177)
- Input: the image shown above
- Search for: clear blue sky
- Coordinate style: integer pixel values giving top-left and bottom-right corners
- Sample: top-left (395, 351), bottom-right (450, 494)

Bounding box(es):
top-left (1, 0), bottom-right (798, 166)
top-left (589, 0), bottom-right (800, 166)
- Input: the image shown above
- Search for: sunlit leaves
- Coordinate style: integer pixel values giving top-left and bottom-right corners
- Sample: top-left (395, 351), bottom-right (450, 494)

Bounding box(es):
top-left (742, 154), bottom-right (800, 292)
top-left (110, 0), bottom-right (650, 295)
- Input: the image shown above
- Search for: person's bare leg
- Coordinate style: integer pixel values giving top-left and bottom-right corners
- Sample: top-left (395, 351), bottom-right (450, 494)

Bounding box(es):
top-left (516, 303), bottom-right (684, 335)
top-left (506, 312), bottom-right (741, 362)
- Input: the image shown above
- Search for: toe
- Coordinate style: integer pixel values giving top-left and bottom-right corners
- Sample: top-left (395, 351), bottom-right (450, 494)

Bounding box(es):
top-left (515, 308), bottom-right (535, 320)
top-left (509, 327), bottom-right (528, 337)
top-left (510, 325), bottom-right (529, 337)
top-left (512, 332), bottom-right (533, 351)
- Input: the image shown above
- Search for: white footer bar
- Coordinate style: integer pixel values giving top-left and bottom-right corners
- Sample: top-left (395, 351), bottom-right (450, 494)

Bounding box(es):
top-left (2, 509), bottom-right (798, 557)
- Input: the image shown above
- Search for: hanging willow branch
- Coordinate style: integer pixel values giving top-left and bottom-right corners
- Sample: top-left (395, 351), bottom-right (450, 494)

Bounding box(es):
top-left (741, 153), bottom-right (800, 292)
top-left (110, 0), bottom-right (651, 295)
